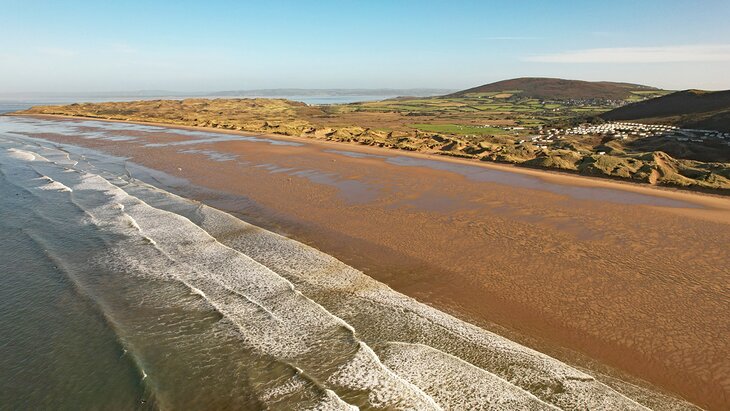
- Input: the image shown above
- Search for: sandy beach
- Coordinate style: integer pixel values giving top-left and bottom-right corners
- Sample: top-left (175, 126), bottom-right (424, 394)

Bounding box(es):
top-left (10, 114), bottom-right (730, 410)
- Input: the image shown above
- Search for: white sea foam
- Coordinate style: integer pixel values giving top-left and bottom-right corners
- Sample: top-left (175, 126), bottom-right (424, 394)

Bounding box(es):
top-left (6, 148), bottom-right (38, 161)
top-left (32, 175), bottom-right (73, 192)
top-left (303, 389), bottom-right (360, 411)
top-left (259, 373), bottom-right (357, 410)
top-left (124, 214), bottom-right (141, 231)
top-left (38, 180), bottom-right (73, 192)
top-left (189, 285), bottom-right (207, 299)
top-left (66, 169), bottom-right (440, 409)
top-left (259, 373), bottom-right (308, 402)
top-left (378, 342), bottom-right (559, 410)
top-left (0, 129), bottom-right (689, 410)
top-left (0, 143), bottom-right (357, 409)
top-left (327, 342), bottom-right (441, 410)
top-left (111, 175), bottom-right (656, 410)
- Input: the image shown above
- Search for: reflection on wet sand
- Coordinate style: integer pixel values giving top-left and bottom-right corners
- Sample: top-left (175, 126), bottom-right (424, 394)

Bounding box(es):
top-left (326, 149), bottom-right (700, 208)
top-left (5, 115), bottom-right (730, 410)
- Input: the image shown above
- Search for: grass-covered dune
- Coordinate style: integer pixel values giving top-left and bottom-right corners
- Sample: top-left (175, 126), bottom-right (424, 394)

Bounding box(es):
top-left (16, 96), bottom-right (730, 193)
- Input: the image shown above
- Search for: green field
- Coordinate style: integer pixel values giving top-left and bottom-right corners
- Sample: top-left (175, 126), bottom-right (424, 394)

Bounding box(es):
top-left (409, 124), bottom-right (508, 135)
top-left (340, 93), bottom-right (601, 133)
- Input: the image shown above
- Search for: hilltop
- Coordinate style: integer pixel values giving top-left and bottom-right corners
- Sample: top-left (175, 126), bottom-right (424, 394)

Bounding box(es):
top-left (449, 77), bottom-right (664, 101)
top-left (600, 89), bottom-right (730, 132)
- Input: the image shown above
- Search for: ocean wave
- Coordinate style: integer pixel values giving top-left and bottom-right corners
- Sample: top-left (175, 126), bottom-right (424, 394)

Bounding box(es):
top-left (0, 131), bottom-right (693, 410)
top-left (110, 178), bottom-right (652, 409)
top-left (91, 154), bottom-right (650, 409)
top-left (33, 175), bottom-right (73, 192)
top-left (378, 342), bottom-right (559, 410)
top-left (63, 168), bottom-right (430, 408)
top-left (6, 147), bottom-right (40, 161)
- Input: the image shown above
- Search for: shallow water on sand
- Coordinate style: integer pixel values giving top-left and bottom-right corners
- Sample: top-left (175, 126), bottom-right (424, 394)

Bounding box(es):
top-left (322, 149), bottom-right (699, 208)
top-left (0, 117), bottom-right (700, 410)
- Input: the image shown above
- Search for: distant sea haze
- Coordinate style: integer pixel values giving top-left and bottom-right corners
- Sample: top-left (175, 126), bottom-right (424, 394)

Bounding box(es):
top-left (0, 88), bottom-right (455, 113)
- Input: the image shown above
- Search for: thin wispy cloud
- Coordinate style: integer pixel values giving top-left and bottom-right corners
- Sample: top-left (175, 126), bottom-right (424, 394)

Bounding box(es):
top-left (525, 44), bottom-right (730, 63)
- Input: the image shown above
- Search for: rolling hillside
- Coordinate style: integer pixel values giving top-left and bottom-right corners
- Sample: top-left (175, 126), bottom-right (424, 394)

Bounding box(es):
top-left (449, 77), bottom-right (663, 100)
top-left (600, 89), bottom-right (730, 132)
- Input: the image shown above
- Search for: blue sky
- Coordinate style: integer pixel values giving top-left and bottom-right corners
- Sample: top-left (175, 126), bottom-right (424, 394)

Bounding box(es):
top-left (1, 0), bottom-right (729, 92)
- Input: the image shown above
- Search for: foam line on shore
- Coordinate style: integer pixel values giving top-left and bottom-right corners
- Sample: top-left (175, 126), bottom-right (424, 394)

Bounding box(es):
top-left (107, 177), bottom-right (653, 409)
top-left (378, 342), bottom-right (560, 410)
top-left (98, 146), bottom-right (657, 409)
top-left (1, 131), bottom-right (697, 410)
top-left (0, 138), bottom-right (363, 410)
top-left (63, 165), bottom-right (439, 408)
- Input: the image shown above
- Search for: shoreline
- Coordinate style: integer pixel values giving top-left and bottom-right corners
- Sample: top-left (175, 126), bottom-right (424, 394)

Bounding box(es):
top-left (5, 115), bottom-right (730, 411)
top-left (9, 112), bottom-right (730, 206)
top-left (1, 127), bottom-right (694, 409)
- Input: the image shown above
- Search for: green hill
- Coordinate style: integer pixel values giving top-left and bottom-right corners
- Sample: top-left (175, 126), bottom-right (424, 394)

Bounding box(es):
top-left (449, 77), bottom-right (663, 100)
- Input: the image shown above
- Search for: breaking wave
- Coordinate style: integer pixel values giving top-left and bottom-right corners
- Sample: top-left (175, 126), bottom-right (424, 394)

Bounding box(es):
top-left (0, 127), bottom-right (696, 410)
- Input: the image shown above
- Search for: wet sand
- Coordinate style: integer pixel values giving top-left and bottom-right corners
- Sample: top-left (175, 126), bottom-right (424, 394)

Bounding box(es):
top-left (12, 115), bottom-right (730, 410)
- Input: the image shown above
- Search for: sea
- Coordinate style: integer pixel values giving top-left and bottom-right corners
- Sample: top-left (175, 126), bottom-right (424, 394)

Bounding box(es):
top-left (0, 115), bottom-right (686, 410)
